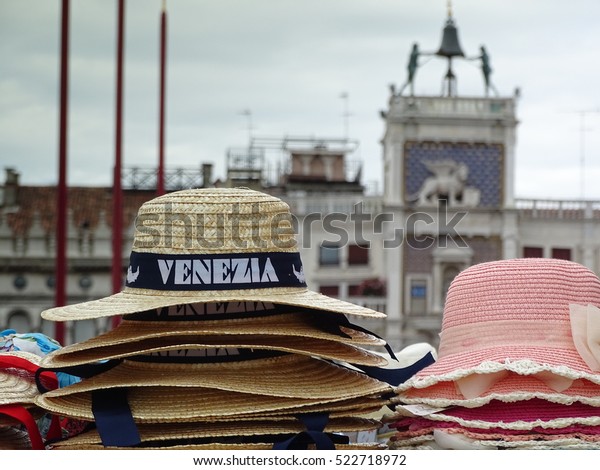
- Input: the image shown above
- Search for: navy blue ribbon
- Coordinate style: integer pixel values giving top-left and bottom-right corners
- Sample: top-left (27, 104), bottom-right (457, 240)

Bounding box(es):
top-left (317, 314), bottom-right (437, 386)
top-left (91, 388), bottom-right (141, 447)
top-left (354, 351), bottom-right (436, 386)
top-left (125, 251), bottom-right (307, 290)
top-left (273, 413), bottom-right (346, 450)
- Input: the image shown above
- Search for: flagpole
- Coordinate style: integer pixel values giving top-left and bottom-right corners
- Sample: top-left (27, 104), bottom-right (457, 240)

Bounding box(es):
top-left (55, 0), bottom-right (70, 345)
top-left (157, 0), bottom-right (167, 195)
top-left (112, 0), bottom-right (125, 329)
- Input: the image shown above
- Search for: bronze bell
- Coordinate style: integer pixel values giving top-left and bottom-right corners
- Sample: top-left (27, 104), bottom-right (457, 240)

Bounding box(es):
top-left (436, 17), bottom-right (464, 58)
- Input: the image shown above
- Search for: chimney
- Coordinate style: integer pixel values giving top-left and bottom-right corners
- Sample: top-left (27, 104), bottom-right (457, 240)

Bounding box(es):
top-left (201, 163), bottom-right (213, 187)
top-left (3, 168), bottom-right (20, 207)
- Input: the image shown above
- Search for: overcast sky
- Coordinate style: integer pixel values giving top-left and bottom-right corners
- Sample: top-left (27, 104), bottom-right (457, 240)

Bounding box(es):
top-left (1, 0), bottom-right (600, 199)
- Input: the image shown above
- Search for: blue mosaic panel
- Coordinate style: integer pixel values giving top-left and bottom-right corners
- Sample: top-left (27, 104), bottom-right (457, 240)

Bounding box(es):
top-left (404, 142), bottom-right (504, 208)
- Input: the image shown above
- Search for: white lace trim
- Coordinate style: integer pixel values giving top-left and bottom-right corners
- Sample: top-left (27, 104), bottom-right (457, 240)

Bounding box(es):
top-left (395, 359), bottom-right (600, 391)
top-left (393, 390), bottom-right (600, 408)
top-left (426, 412), bottom-right (600, 431)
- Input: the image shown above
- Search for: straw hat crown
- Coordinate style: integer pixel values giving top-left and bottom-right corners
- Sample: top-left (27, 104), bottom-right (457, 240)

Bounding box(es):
top-left (133, 187), bottom-right (297, 254)
top-left (396, 257), bottom-right (600, 392)
top-left (441, 257), bottom-right (600, 331)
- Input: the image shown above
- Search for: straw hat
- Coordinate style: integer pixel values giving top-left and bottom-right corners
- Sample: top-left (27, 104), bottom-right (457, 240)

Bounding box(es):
top-left (416, 398), bottom-right (600, 431)
top-left (389, 409), bottom-right (600, 449)
top-left (41, 310), bottom-right (387, 368)
top-left (35, 386), bottom-right (390, 423)
top-left (46, 416), bottom-right (380, 447)
top-left (396, 258), bottom-right (600, 396)
top-left (37, 354), bottom-right (392, 401)
top-left (49, 441), bottom-right (387, 450)
top-left (0, 351), bottom-right (57, 405)
top-left (41, 335), bottom-right (388, 369)
top-left (41, 188), bottom-right (385, 321)
top-left (394, 370), bottom-right (600, 408)
top-left (435, 426), bottom-right (600, 444)
top-left (431, 428), bottom-right (600, 450)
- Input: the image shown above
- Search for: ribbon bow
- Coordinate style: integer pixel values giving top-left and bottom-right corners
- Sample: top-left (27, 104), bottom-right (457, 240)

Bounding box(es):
top-left (569, 303), bottom-right (600, 371)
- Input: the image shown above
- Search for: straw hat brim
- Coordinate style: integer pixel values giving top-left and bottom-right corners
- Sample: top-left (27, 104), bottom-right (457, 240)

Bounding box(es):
top-left (421, 398), bottom-right (600, 431)
top-left (41, 335), bottom-right (388, 368)
top-left (49, 442), bottom-right (388, 450)
top-left (0, 351), bottom-right (45, 405)
top-left (38, 355), bottom-right (392, 400)
top-left (0, 350), bottom-right (42, 364)
top-left (431, 428), bottom-right (600, 450)
top-left (35, 386), bottom-right (390, 423)
top-left (49, 417), bottom-right (380, 447)
top-left (473, 439), bottom-right (600, 450)
top-left (392, 426), bottom-right (600, 450)
top-left (40, 288), bottom-right (386, 322)
top-left (437, 426), bottom-right (600, 444)
top-left (44, 312), bottom-right (385, 358)
top-left (394, 370), bottom-right (600, 408)
top-left (396, 346), bottom-right (600, 393)
top-left (0, 373), bottom-right (40, 404)
top-left (389, 415), bottom-right (600, 439)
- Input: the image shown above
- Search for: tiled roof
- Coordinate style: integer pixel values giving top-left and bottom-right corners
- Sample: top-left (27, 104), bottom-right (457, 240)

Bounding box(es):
top-left (4, 186), bottom-right (155, 237)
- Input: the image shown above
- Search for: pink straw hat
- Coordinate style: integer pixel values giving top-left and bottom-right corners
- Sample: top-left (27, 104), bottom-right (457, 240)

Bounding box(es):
top-left (422, 398), bottom-right (600, 430)
top-left (396, 258), bottom-right (600, 397)
top-left (394, 371), bottom-right (600, 408)
top-left (389, 410), bottom-right (600, 449)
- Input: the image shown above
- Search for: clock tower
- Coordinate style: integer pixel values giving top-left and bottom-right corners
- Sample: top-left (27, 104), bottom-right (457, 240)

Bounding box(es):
top-left (380, 6), bottom-right (520, 347)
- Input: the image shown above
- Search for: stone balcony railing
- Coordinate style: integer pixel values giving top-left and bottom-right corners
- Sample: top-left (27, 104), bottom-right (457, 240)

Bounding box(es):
top-left (514, 199), bottom-right (600, 220)
top-left (388, 95), bottom-right (516, 120)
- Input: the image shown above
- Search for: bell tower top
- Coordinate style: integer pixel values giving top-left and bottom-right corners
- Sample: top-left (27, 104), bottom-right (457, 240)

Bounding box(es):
top-left (435, 1), bottom-right (465, 96)
top-left (398, 1), bottom-right (500, 98)
top-left (381, 2), bottom-right (519, 209)
top-left (436, 1), bottom-right (464, 59)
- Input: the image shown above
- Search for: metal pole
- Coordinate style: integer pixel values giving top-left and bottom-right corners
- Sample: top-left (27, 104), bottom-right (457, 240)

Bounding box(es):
top-left (112, 0), bottom-right (125, 329)
top-left (157, 0), bottom-right (167, 195)
top-left (54, 0), bottom-right (70, 345)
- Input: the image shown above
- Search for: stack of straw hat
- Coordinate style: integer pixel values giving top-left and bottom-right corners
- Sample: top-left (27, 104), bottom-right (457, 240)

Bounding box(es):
top-left (34, 187), bottom-right (431, 450)
top-left (387, 257), bottom-right (600, 450)
top-left (0, 330), bottom-right (66, 449)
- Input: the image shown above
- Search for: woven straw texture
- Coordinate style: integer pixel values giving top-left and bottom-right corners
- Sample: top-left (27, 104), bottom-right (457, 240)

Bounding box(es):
top-left (395, 370), bottom-right (600, 407)
top-left (0, 351), bottom-right (45, 405)
top-left (389, 421), bottom-right (600, 450)
top-left (42, 291), bottom-right (386, 321)
top-left (398, 258), bottom-right (600, 390)
top-left (49, 442), bottom-right (387, 450)
top-left (40, 336), bottom-right (388, 368)
top-left (43, 312), bottom-right (385, 359)
top-left (35, 386), bottom-right (390, 423)
top-left (36, 355), bottom-right (392, 400)
top-left (390, 415), bottom-right (600, 437)
top-left (422, 398), bottom-right (600, 430)
top-left (50, 417), bottom-right (379, 447)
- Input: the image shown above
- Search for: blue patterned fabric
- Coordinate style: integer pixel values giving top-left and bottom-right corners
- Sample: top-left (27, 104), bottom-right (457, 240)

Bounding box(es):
top-left (0, 329), bottom-right (80, 388)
